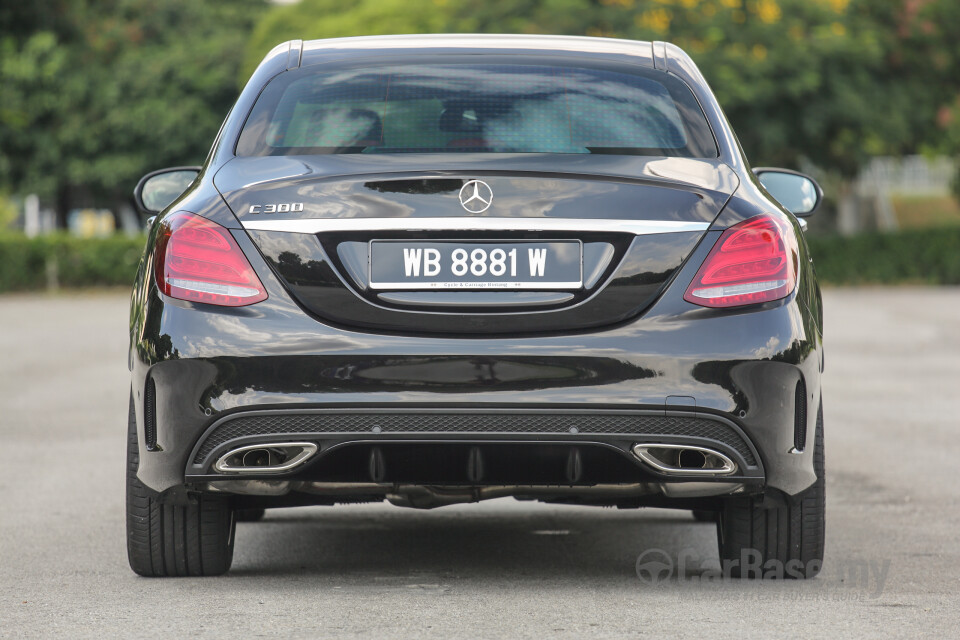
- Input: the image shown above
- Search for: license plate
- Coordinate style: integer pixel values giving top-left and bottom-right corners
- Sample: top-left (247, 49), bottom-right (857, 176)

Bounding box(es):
top-left (369, 240), bottom-right (583, 290)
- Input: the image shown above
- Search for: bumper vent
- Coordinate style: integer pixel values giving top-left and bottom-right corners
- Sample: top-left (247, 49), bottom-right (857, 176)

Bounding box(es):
top-left (794, 377), bottom-right (807, 452)
top-left (193, 410), bottom-right (757, 467)
top-left (144, 378), bottom-right (157, 451)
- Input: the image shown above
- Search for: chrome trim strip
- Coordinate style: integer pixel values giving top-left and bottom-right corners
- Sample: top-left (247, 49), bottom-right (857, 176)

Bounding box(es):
top-left (370, 281), bottom-right (583, 290)
top-left (241, 217), bottom-right (709, 236)
top-left (377, 291), bottom-right (575, 307)
top-left (286, 39), bottom-right (303, 70)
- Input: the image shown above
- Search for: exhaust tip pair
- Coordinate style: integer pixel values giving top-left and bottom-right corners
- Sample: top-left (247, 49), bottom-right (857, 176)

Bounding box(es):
top-left (212, 441), bottom-right (737, 477)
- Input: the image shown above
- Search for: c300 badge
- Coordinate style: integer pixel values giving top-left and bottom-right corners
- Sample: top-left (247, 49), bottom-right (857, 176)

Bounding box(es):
top-left (248, 202), bottom-right (304, 214)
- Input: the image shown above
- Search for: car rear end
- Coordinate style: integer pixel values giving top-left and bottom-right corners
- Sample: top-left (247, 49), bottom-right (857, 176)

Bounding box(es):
top-left (127, 35), bottom-right (824, 578)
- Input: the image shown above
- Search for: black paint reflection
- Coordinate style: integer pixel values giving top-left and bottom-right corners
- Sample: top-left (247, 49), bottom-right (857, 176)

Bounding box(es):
top-left (365, 179), bottom-right (463, 194)
top-left (200, 355), bottom-right (657, 400)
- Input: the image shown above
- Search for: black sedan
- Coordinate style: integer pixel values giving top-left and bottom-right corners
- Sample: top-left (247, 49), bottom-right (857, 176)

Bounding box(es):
top-left (127, 35), bottom-right (825, 578)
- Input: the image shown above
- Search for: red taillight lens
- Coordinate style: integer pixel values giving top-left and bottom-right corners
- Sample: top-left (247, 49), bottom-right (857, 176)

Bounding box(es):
top-left (683, 214), bottom-right (798, 308)
top-left (154, 212), bottom-right (267, 307)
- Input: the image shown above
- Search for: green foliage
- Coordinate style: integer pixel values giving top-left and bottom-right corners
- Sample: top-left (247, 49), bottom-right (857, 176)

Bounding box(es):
top-left (246, 0), bottom-right (960, 178)
top-left (0, 193), bottom-right (18, 230)
top-left (0, 0), bottom-right (266, 215)
top-left (807, 227), bottom-right (960, 285)
top-left (0, 233), bottom-right (145, 291)
top-left (3, 0), bottom-right (960, 220)
top-left (244, 0), bottom-right (454, 78)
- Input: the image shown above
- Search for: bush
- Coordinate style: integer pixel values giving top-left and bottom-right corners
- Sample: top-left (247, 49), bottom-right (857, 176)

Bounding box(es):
top-left (806, 227), bottom-right (960, 285)
top-left (0, 233), bottom-right (146, 292)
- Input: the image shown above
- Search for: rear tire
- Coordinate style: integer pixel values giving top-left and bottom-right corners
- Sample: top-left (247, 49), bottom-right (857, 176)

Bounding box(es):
top-left (126, 394), bottom-right (235, 576)
top-left (717, 401), bottom-right (825, 579)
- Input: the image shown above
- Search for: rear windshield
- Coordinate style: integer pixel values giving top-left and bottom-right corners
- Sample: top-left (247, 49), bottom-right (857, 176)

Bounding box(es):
top-left (236, 59), bottom-right (717, 158)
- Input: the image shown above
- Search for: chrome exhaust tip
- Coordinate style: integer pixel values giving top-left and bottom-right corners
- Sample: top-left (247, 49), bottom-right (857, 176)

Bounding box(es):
top-left (214, 442), bottom-right (318, 474)
top-left (631, 443), bottom-right (736, 476)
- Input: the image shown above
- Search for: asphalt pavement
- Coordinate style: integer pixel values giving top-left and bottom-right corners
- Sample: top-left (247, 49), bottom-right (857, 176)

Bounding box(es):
top-left (1, 287), bottom-right (958, 639)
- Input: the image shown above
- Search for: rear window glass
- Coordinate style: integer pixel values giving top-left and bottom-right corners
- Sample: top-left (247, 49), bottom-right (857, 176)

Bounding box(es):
top-left (236, 60), bottom-right (717, 158)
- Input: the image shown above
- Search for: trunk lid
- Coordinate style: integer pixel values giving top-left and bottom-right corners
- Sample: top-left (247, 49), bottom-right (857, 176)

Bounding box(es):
top-left (214, 154), bottom-right (738, 334)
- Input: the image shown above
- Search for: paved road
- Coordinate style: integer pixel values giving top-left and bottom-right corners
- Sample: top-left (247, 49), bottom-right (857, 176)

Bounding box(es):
top-left (1, 288), bottom-right (958, 639)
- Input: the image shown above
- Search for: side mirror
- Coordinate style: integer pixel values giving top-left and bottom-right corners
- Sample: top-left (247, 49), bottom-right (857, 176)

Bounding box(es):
top-left (133, 166), bottom-right (201, 215)
top-left (753, 167), bottom-right (823, 217)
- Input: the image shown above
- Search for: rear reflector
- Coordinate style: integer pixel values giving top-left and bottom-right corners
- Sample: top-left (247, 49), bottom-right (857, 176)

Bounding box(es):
top-left (144, 376), bottom-right (157, 451)
top-left (154, 211), bottom-right (267, 307)
top-left (684, 214), bottom-right (798, 308)
top-left (794, 376), bottom-right (807, 452)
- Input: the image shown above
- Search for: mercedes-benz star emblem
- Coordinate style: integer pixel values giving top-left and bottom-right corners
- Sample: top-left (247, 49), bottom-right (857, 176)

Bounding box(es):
top-left (458, 180), bottom-right (493, 213)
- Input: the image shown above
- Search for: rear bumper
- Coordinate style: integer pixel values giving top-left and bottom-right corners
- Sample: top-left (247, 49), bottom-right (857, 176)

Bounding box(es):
top-left (185, 408), bottom-right (764, 491)
top-left (129, 262), bottom-right (822, 500)
top-left (184, 408), bottom-right (763, 508)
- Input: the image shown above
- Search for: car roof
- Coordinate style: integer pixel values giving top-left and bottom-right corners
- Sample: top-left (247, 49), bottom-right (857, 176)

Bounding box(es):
top-left (298, 33), bottom-right (658, 68)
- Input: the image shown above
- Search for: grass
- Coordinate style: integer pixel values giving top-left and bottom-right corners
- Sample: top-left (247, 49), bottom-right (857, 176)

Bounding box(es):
top-left (891, 195), bottom-right (960, 229)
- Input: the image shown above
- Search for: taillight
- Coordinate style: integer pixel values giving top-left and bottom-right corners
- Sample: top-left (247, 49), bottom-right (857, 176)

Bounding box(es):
top-left (154, 211), bottom-right (267, 307)
top-left (683, 214), bottom-right (798, 308)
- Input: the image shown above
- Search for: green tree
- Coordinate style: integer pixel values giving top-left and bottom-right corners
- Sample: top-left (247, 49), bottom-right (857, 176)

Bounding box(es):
top-left (0, 0), bottom-right (266, 225)
top-left (245, 0), bottom-right (960, 181)
top-left (243, 0), bottom-right (468, 81)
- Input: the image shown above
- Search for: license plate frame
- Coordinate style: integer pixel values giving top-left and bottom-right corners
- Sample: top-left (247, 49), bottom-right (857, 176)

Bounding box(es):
top-left (368, 239), bottom-right (583, 290)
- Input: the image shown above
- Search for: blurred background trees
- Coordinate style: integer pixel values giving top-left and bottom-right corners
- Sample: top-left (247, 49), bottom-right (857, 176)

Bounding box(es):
top-left (250, 0), bottom-right (960, 174)
top-left (0, 0), bottom-right (265, 227)
top-left (1, 0), bottom-right (959, 232)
